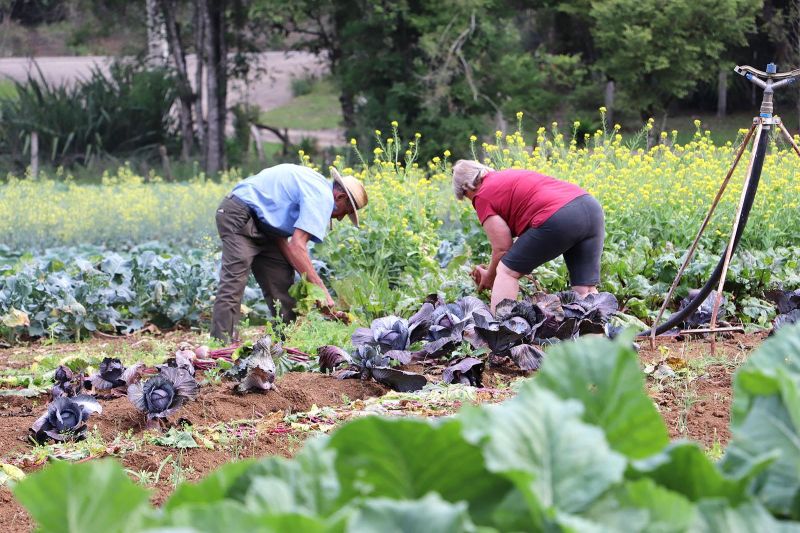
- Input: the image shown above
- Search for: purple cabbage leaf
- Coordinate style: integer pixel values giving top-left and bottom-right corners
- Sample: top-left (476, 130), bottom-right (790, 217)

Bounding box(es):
top-left (30, 395), bottom-right (102, 443)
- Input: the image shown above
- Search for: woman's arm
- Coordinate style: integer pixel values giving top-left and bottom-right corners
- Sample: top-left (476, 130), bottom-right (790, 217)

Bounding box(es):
top-left (479, 215), bottom-right (514, 290)
top-left (276, 228), bottom-right (335, 307)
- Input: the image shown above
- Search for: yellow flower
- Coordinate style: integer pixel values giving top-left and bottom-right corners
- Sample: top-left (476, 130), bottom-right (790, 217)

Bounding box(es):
top-left (350, 138), bottom-right (357, 146)
top-left (373, 147), bottom-right (383, 155)
top-left (516, 111), bottom-right (524, 120)
top-left (375, 130), bottom-right (382, 136)
top-left (599, 106), bottom-right (607, 113)
top-left (469, 135), bottom-right (477, 142)
top-left (391, 120), bottom-right (398, 128)
top-left (443, 150), bottom-right (451, 157)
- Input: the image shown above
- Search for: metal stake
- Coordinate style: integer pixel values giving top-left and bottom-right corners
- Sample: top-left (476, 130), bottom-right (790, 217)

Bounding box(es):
top-left (777, 119), bottom-right (800, 158)
top-left (649, 123), bottom-right (756, 349)
top-left (708, 122), bottom-right (764, 353)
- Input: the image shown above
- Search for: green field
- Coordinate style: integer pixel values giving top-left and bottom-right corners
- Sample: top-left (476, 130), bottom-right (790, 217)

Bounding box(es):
top-left (260, 78), bottom-right (342, 130)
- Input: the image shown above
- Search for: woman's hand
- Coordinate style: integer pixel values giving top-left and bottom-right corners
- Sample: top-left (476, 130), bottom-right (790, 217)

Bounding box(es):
top-left (471, 264), bottom-right (492, 291)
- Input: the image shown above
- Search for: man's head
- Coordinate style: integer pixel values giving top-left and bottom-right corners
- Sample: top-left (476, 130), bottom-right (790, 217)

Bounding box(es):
top-left (330, 168), bottom-right (368, 226)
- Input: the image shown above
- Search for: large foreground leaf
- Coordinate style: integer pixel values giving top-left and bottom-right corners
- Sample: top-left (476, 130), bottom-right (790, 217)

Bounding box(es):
top-left (630, 441), bottom-right (762, 504)
top-left (723, 324), bottom-right (800, 517)
top-left (328, 417), bottom-right (513, 526)
top-left (225, 437), bottom-right (341, 517)
top-left (165, 459), bottom-right (255, 510)
top-left (346, 493), bottom-right (475, 533)
top-left (731, 323), bottom-right (800, 426)
top-left (559, 478), bottom-right (696, 532)
top-left (461, 382), bottom-right (626, 524)
top-left (535, 334), bottom-right (669, 458)
top-left (723, 394), bottom-right (800, 517)
top-left (13, 460), bottom-right (151, 533)
top-left (149, 500), bottom-right (328, 532)
top-left (691, 500), bottom-right (800, 533)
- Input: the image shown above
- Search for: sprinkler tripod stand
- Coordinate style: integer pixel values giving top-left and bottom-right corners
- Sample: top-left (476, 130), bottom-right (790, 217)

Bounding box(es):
top-left (645, 63), bottom-right (800, 353)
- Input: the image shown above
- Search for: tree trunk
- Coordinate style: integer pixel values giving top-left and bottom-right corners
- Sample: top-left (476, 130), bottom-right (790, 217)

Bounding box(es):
top-left (604, 80), bottom-right (615, 126)
top-left (193, 2), bottom-right (206, 155)
top-left (202, 0), bottom-right (226, 175)
top-left (218, 0), bottom-right (228, 170)
top-left (30, 131), bottom-right (38, 179)
top-left (159, 0), bottom-right (195, 161)
top-left (146, 0), bottom-right (168, 67)
top-left (717, 69), bottom-right (727, 118)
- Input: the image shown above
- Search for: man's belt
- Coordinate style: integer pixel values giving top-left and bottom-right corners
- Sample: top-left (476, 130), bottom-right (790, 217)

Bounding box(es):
top-left (225, 194), bottom-right (286, 238)
top-left (225, 193), bottom-right (249, 208)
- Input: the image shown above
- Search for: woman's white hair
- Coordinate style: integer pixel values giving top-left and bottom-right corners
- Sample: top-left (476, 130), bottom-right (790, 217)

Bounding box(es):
top-left (452, 159), bottom-right (493, 200)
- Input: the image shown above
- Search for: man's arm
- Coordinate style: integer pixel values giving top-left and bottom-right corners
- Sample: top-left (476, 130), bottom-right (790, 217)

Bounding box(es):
top-left (276, 228), bottom-right (335, 307)
top-left (479, 215), bottom-right (514, 290)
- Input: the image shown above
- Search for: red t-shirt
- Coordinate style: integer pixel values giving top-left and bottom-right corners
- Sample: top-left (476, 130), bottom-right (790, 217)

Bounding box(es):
top-left (472, 169), bottom-right (587, 237)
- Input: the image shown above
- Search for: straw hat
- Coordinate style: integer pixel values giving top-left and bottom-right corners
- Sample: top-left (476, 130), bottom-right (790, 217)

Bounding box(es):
top-left (330, 168), bottom-right (368, 227)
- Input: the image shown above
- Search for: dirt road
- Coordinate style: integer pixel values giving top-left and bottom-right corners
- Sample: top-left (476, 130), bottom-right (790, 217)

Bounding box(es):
top-left (0, 52), bottom-right (345, 146)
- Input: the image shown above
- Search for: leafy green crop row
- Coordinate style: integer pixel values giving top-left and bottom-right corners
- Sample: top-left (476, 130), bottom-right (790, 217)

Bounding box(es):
top-left (0, 244), bottom-right (269, 341)
top-left (13, 325), bottom-right (800, 531)
top-left (1, 237), bottom-right (798, 342)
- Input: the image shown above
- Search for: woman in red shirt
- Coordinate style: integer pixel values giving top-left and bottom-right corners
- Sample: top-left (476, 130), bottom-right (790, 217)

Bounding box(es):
top-left (452, 160), bottom-right (605, 311)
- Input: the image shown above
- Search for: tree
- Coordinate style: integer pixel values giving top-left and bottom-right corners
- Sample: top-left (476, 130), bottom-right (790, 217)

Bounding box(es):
top-left (159, 0), bottom-right (195, 161)
top-left (590, 0), bottom-right (761, 121)
top-left (258, 0), bottom-right (591, 158)
top-left (155, 0), bottom-right (263, 173)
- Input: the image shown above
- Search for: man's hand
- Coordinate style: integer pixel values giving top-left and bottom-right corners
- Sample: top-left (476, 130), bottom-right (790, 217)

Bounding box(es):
top-left (277, 229), bottom-right (336, 309)
top-left (315, 301), bottom-right (351, 324)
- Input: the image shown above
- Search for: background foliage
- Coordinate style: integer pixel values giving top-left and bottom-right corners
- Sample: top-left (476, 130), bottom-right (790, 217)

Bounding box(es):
top-left (2, 120), bottom-right (800, 340)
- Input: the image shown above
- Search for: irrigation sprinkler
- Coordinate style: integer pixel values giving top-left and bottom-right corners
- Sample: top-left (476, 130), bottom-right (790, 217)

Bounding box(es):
top-left (644, 63), bottom-right (800, 352)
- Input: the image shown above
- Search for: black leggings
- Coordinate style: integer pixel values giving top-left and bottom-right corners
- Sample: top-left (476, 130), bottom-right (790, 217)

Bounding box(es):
top-left (501, 194), bottom-right (605, 286)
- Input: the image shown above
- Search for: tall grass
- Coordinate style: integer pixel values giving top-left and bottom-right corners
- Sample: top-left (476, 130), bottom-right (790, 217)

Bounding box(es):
top-left (0, 61), bottom-right (177, 169)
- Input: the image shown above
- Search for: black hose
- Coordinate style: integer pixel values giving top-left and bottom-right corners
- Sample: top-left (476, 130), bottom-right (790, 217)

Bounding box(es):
top-left (640, 132), bottom-right (768, 337)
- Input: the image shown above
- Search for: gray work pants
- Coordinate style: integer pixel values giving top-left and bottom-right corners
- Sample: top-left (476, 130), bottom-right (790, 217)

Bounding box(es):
top-left (210, 195), bottom-right (297, 342)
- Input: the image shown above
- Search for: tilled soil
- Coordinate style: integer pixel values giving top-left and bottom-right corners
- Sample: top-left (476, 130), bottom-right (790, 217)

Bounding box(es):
top-left (638, 331), bottom-right (766, 448)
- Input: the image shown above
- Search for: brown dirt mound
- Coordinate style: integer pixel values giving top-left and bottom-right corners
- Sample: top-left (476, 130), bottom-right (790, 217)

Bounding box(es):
top-left (0, 372), bottom-right (387, 453)
top-left (652, 364), bottom-right (733, 447)
top-left (638, 331), bottom-right (763, 447)
top-left (91, 372), bottom-right (387, 437)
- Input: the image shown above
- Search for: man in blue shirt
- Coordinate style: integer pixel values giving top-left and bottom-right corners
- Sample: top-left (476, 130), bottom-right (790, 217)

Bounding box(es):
top-left (211, 164), bottom-right (368, 342)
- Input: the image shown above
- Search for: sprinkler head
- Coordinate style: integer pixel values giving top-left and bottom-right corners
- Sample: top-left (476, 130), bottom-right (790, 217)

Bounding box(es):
top-left (767, 63), bottom-right (777, 74)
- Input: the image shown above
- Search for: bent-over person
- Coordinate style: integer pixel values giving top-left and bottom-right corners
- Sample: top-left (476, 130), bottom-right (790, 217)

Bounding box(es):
top-left (211, 163), bottom-right (367, 342)
top-left (452, 160), bottom-right (605, 312)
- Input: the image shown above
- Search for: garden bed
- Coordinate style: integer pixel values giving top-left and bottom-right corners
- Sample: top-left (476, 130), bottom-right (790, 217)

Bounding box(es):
top-left (0, 329), bottom-right (767, 531)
